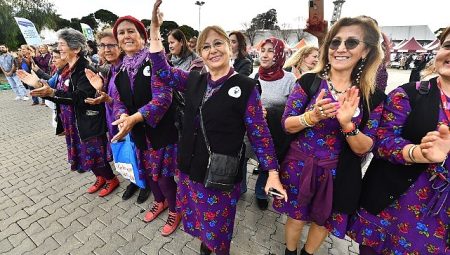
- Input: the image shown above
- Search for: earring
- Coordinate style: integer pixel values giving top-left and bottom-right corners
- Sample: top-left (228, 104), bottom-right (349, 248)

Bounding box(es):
top-left (354, 57), bottom-right (366, 85)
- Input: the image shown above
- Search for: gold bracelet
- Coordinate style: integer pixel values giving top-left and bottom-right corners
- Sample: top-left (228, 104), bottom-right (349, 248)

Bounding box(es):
top-left (304, 111), bottom-right (315, 127)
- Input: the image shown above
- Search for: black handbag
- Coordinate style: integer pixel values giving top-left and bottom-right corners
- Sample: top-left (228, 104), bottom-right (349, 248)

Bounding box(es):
top-left (199, 94), bottom-right (244, 192)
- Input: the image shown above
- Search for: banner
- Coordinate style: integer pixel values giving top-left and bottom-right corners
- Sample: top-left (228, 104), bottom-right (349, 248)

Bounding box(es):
top-left (14, 17), bottom-right (42, 46)
top-left (80, 23), bottom-right (95, 41)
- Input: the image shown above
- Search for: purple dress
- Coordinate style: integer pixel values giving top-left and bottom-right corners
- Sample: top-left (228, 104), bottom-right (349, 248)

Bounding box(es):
top-left (110, 50), bottom-right (177, 180)
top-left (57, 75), bottom-right (109, 172)
top-left (347, 87), bottom-right (450, 254)
top-left (150, 51), bottom-right (279, 254)
top-left (104, 61), bottom-right (122, 162)
top-left (272, 80), bottom-right (383, 239)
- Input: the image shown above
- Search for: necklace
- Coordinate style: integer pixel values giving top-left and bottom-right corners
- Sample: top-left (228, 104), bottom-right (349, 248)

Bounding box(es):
top-left (327, 79), bottom-right (350, 100)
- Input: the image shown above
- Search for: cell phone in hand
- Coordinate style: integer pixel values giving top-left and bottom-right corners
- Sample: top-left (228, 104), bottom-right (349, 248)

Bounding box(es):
top-left (268, 187), bottom-right (284, 199)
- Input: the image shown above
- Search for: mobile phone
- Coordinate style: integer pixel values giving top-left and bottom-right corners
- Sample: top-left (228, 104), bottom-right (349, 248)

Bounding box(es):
top-left (268, 188), bottom-right (284, 199)
top-left (308, 0), bottom-right (324, 28)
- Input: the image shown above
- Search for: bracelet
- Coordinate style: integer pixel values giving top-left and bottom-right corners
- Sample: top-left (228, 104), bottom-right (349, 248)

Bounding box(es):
top-left (343, 128), bottom-right (360, 137)
top-left (408, 144), bottom-right (418, 163)
top-left (304, 111), bottom-right (315, 126)
top-left (150, 37), bottom-right (161, 41)
top-left (299, 113), bottom-right (314, 127)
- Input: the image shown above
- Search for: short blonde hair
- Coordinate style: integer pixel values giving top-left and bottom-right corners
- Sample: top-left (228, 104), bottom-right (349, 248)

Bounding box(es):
top-left (96, 29), bottom-right (115, 43)
top-left (283, 45), bottom-right (319, 69)
top-left (196, 26), bottom-right (231, 54)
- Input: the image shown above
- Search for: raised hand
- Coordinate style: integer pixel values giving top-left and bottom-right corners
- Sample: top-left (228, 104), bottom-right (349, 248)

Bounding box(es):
top-left (152, 0), bottom-right (164, 28)
top-left (309, 89), bottom-right (340, 123)
top-left (85, 90), bottom-right (111, 105)
top-left (420, 125), bottom-right (450, 163)
top-left (85, 68), bottom-right (104, 91)
top-left (16, 69), bottom-right (40, 88)
top-left (336, 87), bottom-right (360, 130)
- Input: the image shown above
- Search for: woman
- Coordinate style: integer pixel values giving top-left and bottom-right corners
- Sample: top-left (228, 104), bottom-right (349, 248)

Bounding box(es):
top-left (253, 37), bottom-right (297, 210)
top-left (348, 27), bottom-right (450, 255)
top-left (20, 45), bottom-right (40, 105)
top-left (84, 29), bottom-right (153, 204)
top-left (229, 31), bottom-right (252, 76)
top-left (27, 28), bottom-right (119, 196)
top-left (272, 17), bottom-right (385, 255)
top-left (167, 29), bottom-right (204, 72)
top-left (283, 45), bottom-right (319, 79)
top-left (110, 15), bottom-right (180, 236)
top-left (149, 1), bottom-right (287, 254)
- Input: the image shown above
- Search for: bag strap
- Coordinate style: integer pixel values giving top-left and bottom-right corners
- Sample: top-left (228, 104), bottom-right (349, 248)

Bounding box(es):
top-left (199, 93), bottom-right (212, 155)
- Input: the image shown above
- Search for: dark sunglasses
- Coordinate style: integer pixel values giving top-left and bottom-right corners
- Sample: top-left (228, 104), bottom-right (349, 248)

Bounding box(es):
top-left (329, 38), bottom-right (365, 50)
top-left (441, 41), bottom-right (450, 50)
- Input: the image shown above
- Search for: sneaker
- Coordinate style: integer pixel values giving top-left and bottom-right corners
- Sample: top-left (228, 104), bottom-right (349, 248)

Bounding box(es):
top-left (87, 176), bottom-right (106, 193)
top-left (122, 183), bottom-right (139, 200)
top-left (98, 176), bottom-right (120, 197)
top-left (21, 96), bottom-right (29, 101)
top-left (144, 200), bottom-right (168, 223)
top-left (161, 211), bottom-right (181, 236)
top-left (14, 96), bottom-right (21, 100)
top-left (31, 102), bottom-right (39, 106)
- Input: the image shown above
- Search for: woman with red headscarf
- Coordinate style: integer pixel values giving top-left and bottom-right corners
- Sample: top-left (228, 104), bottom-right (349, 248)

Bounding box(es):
top-left (253, 37), bottom-right (297, 210)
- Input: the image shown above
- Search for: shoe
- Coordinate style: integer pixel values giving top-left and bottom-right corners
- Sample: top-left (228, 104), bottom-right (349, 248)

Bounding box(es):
top-left (31, 102), bottom-right (39, 106)
top-left (14, 96), bottom-right (21, 100)
top-left (144, 200), bottom-right (168, 223)
top-left (77, 169), bottom-right (86, 173)
top-left (87, 176), bottom-right (106, 193)
top-left (161, 211), bottom-right (181, 236)
top-left (200, 242), bottom-right (212, 255)
top-left (285, 248), bottom-right (298, 255)
top-left (300, 247), bottom-right (312, 255)
top-left (136, 187), bottom-right (151, 204)
top-left (122, 183), bottom-right (139, 200)
top-left (98, 176), bottom-right (120, 197)
top-left (40, 102), bottom-right (46, 106)
top-left (256, 198), bottom-right (268, 210)
top-left (21, 96), bottom-right (29, 101)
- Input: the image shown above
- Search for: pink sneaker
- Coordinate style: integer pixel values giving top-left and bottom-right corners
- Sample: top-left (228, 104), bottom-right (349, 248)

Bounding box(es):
top-left (161, 211), bottom-right (181, 236)
top-left (143, 200), bottom-right (168, 222)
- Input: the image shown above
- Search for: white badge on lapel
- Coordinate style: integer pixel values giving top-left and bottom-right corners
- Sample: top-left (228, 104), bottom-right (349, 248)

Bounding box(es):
top-left (64, 79), bottom-right (70, 87)
top-left (353, 107), bottom-right (361, 117)
top-left (228, 86), bottom-right (241, 98)
top-left (143, 66), bottom-right (151, 76)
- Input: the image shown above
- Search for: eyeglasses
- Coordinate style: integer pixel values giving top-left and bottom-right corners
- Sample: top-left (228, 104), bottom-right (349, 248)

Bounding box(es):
top-left (329, 38), bottom-right (365, 50)
top-left (98, 44), bottom-right (118, 50)
top-left (201, 40), bottom-right (225, 53)
top-left (441, 41), bottom-right (450, 50)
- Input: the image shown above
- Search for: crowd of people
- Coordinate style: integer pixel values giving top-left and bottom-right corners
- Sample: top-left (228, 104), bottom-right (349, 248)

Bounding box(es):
top-left (2, 0), bottom-right (449, 254)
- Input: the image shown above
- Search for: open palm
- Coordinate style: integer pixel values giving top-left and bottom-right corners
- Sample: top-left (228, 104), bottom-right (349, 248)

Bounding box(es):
top-left (420, 125), bottom-right (450, 163)
top-left (336, 87), bottom-right (360, 126)
top-left (17, 69), bottom-right (40, 88)
top-left (85, 69), bottom-right (103, 91)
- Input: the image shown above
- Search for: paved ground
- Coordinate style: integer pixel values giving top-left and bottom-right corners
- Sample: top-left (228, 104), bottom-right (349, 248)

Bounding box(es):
top-left (0, 69), bottom-right (411, 255)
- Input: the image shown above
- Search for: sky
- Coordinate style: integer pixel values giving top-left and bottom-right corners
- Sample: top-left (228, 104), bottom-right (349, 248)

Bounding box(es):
top-left (49, 0), bottom-right (449, 32)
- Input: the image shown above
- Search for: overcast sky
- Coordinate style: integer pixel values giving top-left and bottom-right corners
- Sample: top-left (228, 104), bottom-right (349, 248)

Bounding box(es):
top-left (49, 0), bottom-right (448, 32)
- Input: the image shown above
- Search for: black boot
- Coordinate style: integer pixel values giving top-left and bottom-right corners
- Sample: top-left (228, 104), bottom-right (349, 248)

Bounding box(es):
top-left (285, 248), bottom-right (298, 255)
top-left (136, 187), bottom-right (151, 204)
top-left (300, 247), bottom-right (313, 255)
top-left (200, 242), bottom-right (212, 255)
top-left (122, 183), bottom-right (139, 200)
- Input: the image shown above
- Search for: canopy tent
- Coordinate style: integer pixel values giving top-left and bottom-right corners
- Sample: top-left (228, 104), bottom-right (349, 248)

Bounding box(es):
top-left (392, 39), bottom-right (408, 51)
top-left (423, 38), bottom-right (440, 51)
top-left (394, 37), bottom-right (426, 52)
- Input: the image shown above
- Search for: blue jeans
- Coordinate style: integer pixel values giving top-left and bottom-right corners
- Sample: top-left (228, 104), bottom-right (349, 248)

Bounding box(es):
top-left (255, 169), bottom-right (268, 199)
top-left (29, 87), bottom-right (40, 103)
top-left (6, 74), bottom-right (27, 98)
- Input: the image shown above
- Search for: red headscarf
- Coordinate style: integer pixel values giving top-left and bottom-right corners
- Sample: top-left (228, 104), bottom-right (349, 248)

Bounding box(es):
top-left (113, 15), bottom-right (148, 42)
top-left (258, 37), bottom-right (286, 81)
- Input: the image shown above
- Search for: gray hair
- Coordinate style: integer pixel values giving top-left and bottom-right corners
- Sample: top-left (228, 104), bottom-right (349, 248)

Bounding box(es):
top-left (57, 28), bottom-right (87, 56)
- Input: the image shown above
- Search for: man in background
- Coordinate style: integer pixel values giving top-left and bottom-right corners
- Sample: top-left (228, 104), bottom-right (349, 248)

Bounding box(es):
top-left (0, 44), bottom-right (29, 101)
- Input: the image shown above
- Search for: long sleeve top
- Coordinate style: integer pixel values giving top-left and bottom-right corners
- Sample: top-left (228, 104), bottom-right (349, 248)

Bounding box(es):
top-left (150, 51), bottom-right (279, 171)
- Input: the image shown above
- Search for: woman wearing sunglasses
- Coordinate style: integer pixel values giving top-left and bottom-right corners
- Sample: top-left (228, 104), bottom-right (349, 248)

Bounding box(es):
top-left (148, 1), bottom-right (287, 254)
top-left (347, 27), bottom-right (450, 255)
top-left (272, 17), bottom-right (385, 255)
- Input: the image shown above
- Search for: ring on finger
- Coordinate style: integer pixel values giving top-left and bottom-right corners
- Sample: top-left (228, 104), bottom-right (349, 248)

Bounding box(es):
top-left (318, 106), bottom-right (324, 111)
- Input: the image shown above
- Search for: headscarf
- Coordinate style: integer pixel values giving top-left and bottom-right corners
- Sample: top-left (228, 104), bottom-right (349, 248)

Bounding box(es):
top-left (258, 37), bottom-right (286, 81)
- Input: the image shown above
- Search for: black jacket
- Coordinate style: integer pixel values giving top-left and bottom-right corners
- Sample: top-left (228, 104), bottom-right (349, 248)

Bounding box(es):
top-left (233, 57), bottom-right (252, 77)
top-left (46, 57), bottom-right (106, 141)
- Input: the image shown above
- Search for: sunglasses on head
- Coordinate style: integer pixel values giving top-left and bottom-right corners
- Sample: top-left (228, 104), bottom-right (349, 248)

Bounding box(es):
top-left (329, 38), bottom-right (365, 50)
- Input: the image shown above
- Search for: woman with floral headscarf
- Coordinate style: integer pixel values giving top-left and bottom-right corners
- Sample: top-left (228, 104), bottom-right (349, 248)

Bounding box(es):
top-left (253, 37), bottom-right (297, 210)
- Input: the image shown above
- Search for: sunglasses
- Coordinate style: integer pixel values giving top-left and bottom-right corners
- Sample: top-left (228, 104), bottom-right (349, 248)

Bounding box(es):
top-left (329, 38), bottom-right (365, 50)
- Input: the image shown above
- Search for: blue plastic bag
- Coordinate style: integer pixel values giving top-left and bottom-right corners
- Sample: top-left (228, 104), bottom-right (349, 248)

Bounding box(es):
top-left (110, 134), bottom-right (146, 188)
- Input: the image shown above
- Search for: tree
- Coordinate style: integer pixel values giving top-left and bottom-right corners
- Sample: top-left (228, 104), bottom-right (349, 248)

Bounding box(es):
top-left (251, 8), bottom-right (279, 30)
top-left (141, 19), bottom-right (151, 28)
top-left (178, 25), bottom-right (198, 39)
top-left (242, 22), bottom-right (257, 46)
top-left (80, 13), bottom-right (98, 31)
top-left (69, 18), bottom-right (82, 32)
top-left (160, 21), bottom-right (178, 39)
top-left (277, 23), bottom-right (291, 44)
top-left (94, 9), bottom-right (118, 26)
